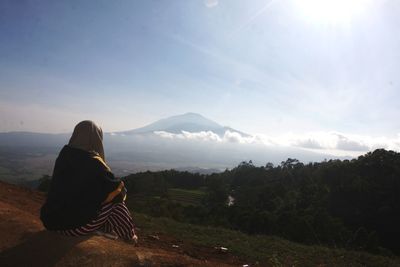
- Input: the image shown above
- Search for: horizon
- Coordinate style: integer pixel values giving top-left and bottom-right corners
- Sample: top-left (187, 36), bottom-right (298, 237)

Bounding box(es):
top-left (1, 0), bottom-right (400, 157)
top-left (0, 111), bottom-right (397, 159)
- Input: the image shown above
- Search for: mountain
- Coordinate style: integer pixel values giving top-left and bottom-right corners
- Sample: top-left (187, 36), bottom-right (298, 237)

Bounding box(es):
top-left (0, 113), bottom-right (336, 180)
top-left (120, 112), bottom-right (249, 137)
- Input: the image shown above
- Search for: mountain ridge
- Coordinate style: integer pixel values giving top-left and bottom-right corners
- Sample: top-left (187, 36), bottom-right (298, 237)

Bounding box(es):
top-left (119, 112), bottom-right (249, 137)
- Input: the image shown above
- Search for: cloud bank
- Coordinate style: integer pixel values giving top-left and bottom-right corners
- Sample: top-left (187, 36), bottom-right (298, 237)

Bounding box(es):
top-left (276, 132), bottom-right (400, 152)
top-left (154, 130), bottom-right (257, 144)
top-left (154, 130), bottom-right (400, 156)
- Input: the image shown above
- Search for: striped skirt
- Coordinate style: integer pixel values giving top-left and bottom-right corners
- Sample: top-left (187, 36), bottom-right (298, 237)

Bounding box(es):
top-left (58, 202), bottom-right (135, 240)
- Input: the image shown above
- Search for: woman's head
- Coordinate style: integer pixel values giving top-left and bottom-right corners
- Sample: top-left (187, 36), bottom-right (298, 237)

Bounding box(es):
top-left (68, 120), bottom-right (105, 160)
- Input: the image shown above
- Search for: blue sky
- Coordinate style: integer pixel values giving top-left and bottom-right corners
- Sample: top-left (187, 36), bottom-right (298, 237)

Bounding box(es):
top-left (0, 0), bottom-right (399, 153)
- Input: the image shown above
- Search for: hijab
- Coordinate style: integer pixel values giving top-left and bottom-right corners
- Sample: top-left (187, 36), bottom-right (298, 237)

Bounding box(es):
top-left (68, 120), bottom-right (105, 160)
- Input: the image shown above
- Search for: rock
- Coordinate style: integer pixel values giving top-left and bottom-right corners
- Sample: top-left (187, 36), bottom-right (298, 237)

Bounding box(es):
top-left (148, 235), bottom-right (160, 241)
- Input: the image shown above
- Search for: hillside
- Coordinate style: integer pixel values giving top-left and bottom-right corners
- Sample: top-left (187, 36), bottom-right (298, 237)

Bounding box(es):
top-left (119, 150), bottom-right (400, 257)
top-left (0, 181), bottom-right (241, 267)
top-left (0, 181), bottom-right (399, 266)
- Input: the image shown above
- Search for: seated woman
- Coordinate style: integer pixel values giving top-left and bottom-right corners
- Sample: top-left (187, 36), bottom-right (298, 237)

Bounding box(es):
top-left (40, 120), bottom-right (137, 242)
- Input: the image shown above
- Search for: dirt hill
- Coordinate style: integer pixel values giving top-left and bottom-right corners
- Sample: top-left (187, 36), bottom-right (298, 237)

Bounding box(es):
top-left (0, 181), bottom-right (243, 266)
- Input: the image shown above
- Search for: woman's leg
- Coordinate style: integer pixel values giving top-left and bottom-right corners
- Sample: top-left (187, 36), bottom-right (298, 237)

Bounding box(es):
top-left (58, 202), bottom-right (135, 240)
top-left (105, 203), bottom-right (135, 240)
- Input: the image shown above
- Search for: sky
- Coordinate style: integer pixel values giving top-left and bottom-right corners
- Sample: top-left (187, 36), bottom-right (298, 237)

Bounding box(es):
top-left (0, 0), bottom-right (399, 154)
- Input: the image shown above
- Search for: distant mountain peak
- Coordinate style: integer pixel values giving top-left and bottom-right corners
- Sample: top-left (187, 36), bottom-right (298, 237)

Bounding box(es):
top-left (159, 112), bottom-right (219, 126)
top-left (121, 113), bottom-right (247, 137)
top-left (181, 112), bottom-right (203, 117)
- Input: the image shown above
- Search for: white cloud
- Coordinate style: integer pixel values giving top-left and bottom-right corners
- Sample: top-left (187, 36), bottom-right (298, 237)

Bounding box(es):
top-left (153, 131), bottom-right (178, 139)
top-left (223, 131), bottom-right (246, 143)
top-left (267, 132), bottom-right (400, 156)
top-left (182, 130), bottom-right (221, 142)
top-left (154, 129), bottom-right (400, 157)
top-left (204, 0), bottom-right (218, 8)
top-left (154, 130), bottom-right (259, 144)
top-left (295, 138), bottom-right (324, 149)
top-left (335, 134), bottom-right (369, 151)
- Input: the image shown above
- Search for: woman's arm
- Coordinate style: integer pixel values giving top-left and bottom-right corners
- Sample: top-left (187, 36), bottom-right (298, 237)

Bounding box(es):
top-left (102, 181), bottom-right (126, 204)
top-left (92, 155), bottom-right (126, 204)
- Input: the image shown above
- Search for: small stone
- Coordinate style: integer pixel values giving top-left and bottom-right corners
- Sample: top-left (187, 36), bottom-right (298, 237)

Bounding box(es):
top-left (149, 235), bottom-right (160, 240)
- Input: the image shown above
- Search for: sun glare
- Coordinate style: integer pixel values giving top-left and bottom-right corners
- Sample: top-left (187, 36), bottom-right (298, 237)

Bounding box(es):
top-left (293, 0), bottom-right (372, 25)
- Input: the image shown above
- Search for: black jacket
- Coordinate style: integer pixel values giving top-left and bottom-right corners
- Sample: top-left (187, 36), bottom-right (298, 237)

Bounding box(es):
top-left (40, 145), bottom-right (121, 230)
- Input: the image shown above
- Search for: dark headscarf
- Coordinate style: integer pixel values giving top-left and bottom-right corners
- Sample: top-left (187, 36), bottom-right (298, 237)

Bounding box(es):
top-left (68, 120), bottom-right (105, 160)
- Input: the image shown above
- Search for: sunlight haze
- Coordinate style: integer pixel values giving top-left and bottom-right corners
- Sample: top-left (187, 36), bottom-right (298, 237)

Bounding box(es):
top-left (0, 0), bottom-right (399, 156)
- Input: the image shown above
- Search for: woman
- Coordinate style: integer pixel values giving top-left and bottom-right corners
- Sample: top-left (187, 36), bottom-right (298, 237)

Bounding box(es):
top-left (40, 120), bottom-right (137, 242)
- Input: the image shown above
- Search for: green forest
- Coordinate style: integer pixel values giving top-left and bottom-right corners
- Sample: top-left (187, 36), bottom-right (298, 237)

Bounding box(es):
top-left (118, 149), bottom-right (400, 256)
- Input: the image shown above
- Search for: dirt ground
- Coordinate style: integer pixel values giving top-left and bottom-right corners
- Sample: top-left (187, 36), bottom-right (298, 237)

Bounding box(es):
top-left (0, 181), bottom-right (245, 267)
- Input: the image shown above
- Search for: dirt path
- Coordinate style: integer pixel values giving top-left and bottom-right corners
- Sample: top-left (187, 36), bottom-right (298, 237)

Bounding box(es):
top-left (0, 181), bottom-right (243, 266)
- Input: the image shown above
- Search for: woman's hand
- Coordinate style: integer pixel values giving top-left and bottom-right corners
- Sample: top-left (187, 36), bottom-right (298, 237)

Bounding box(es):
top-left (132, 234), bottom-right (138, 245)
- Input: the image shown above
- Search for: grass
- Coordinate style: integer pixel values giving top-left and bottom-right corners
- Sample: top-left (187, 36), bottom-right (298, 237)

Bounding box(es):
top-left (167, 188), bottom-right (206, 206)
top-left (133, 212), bottom-right (400, 267)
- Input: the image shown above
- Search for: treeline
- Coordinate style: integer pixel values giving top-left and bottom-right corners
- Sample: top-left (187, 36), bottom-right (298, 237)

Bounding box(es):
top-left (121, 149), bottom-right (400, 255)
